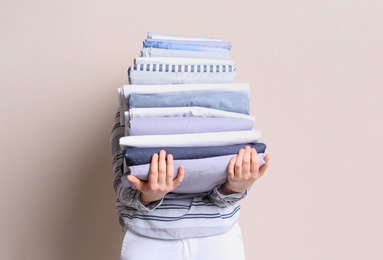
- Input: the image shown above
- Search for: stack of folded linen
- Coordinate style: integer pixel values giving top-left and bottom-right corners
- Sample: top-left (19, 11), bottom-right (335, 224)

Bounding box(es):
top-left (118, 32), bottom-right (267, 195)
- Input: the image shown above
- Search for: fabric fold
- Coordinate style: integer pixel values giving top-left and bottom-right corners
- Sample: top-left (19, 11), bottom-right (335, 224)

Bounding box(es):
top-left (118, 83), bottom-right (250, 125)
top-left (123, 142), bottom-right (267, 166)
top-left (120, 82), bottom-right (249, 96)
top-left (128, 91), bottom-right (249, 114)
top-left (119, 130), bottom-right (261, 148)
top-left (129, 63), bottom-right (234, 73)
top-left (121, 154), bottom-right (265, 194)
top-left (134, 57), bottom-right (234, 65)
top-left (144, 38), bottom-right (232, 49)
top-left (147, 32), bottom-right (224, 42)
top-left (143, 39), bottom-right (231, 52)
top-left (128, 69), bottom-right (235, 85)
top-left (126, 117), bottom-right (254, 136)
top-left (140, 47), bottom-right (230, 60)
top-left (125, 107), bottom-right (256, 122)
top-left (127, 63), bottom-right (236, 85)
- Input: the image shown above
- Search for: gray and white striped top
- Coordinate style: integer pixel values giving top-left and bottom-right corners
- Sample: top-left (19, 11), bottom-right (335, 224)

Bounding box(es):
top-left (110, 110), bottom-right (248, 240)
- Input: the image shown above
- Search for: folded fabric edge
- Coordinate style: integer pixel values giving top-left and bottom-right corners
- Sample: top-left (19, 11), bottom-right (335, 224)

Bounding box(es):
top-left (120, 153), bottom-right (266, 194)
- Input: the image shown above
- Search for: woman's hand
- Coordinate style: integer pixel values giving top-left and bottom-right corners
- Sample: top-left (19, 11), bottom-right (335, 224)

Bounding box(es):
top-left (127, 150), bottom-right (185, 205)
top-left (219, 146), bottom-right (270, 195)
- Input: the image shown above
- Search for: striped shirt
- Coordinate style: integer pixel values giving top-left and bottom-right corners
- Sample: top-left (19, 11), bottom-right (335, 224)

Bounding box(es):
top-left (110, 110), bottom-right (248, 240)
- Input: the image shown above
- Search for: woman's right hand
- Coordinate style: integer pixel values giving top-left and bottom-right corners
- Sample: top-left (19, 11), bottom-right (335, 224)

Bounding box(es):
top-left (127, 150), bottom-right (185, 205)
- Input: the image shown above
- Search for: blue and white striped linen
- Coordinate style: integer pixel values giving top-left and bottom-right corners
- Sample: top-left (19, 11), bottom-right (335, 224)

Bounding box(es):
top-left (129, 63), bottom-right (234, 73)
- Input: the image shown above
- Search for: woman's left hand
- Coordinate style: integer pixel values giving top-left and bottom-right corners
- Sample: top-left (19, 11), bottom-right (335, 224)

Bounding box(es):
top-left (219, 146), bottom-right (270, 195)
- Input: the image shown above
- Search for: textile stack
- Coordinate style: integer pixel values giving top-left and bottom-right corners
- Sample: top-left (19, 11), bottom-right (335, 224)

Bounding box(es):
top-left (117, 32), bottom-right (267, 195)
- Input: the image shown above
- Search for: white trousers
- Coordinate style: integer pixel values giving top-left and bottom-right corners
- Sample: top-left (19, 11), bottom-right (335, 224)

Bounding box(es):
top-left (120, 223), bottom-right (246, 260)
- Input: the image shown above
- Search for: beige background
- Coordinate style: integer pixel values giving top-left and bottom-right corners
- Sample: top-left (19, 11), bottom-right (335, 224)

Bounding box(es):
top-left (1, 0), bottom-right (382, 259)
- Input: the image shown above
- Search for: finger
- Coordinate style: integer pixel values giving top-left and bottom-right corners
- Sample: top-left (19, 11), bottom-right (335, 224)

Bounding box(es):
top-left (173, 165), bottom-right (185, 188)
top-left (166, 154), bottom-right (175, 185)
top-left (227, 156), bottom-right (237, 180)
top-left (258, 154), bottom-right (270, 176)
top-left (250, 148), bottom-right (260, 175)
top-left (242, 146), bottom-right (252, 176)
top-left (148, 153), bottom-right (159, 184)
top-left (127, 175), bottom-right (144, 191)
top-left (157, 150), bottom-right (167, 183)
top-left (235, 148), bottom-right (245, 178)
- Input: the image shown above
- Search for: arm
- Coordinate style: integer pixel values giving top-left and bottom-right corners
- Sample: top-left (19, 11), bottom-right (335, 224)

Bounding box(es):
top-left (111, 110), bottom-right (184, 209)
top-left (208, 146), bottom-right (270, 207)
top-left (111, 110), bottom-right (152, 210)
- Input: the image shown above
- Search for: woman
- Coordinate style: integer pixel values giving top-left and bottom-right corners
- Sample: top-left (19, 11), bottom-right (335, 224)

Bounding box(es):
top-left (111, 110), bottom-right (270, 259)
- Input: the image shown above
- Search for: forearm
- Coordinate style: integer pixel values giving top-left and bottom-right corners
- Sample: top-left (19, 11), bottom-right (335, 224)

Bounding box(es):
top-left (115, 180), bottom-right (163, 210)
top-left (207, 184), bottom-right (248, 208)
top-left (111, 110), bottom-right (163, 211)
top-left (218, 182), bottom-right (247, 195)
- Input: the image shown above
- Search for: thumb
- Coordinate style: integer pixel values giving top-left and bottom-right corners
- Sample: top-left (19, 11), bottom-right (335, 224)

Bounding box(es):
top-left (173, 165), bottom-right (185, 188)
top-left (127, 175), bottom-right (143, 191)
top-left (258, 154), bottom-right (270, 176)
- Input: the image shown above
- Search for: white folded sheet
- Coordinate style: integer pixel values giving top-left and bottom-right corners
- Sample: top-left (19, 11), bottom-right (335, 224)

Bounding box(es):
top-left (134, 57), bottom-right (234, 65)
top-left (125, 106), bottom-right (256, 122)
top-left (119, 130), bottom-right (261, 148)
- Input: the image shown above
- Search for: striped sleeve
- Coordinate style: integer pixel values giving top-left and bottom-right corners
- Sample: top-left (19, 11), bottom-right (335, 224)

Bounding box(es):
top-left (110, 109), bottom-right (163, 211)
top-left (207, 185), bottom-right (248, 208)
